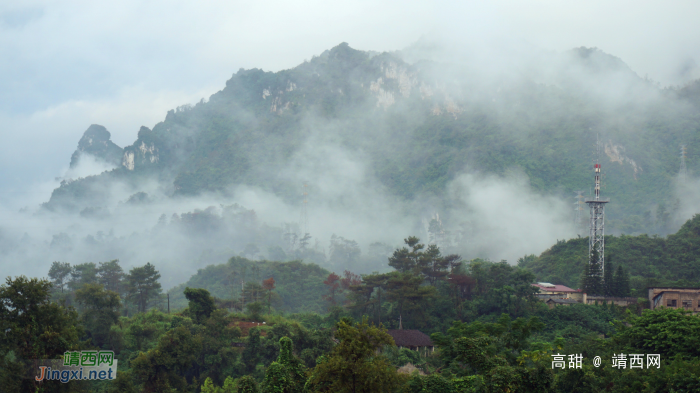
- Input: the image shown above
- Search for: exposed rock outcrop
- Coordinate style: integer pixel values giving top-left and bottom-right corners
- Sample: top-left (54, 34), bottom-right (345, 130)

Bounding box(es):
top-left (69, 124), bottom-right (123, 168)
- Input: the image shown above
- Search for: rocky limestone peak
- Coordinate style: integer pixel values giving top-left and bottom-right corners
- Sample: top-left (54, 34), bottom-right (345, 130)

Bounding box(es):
top-left (69, 124), bottom-right (124, 168)
top-left (121, 126), bottom-right (162, 171)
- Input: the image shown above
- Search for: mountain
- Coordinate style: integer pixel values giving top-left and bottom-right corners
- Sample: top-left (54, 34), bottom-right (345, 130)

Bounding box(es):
top-left (46, 42), bottom-right (700, 235)
top-left (69, 124), bottom-right (123, 168)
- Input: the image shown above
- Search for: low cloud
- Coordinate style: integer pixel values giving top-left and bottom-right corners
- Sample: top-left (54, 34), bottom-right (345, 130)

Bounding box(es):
top-left (444, 172), bottom-right (576, 262)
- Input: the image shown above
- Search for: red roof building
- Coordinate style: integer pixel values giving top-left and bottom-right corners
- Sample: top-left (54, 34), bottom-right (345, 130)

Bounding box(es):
top-left (532, 282), bottom-right (579, 294)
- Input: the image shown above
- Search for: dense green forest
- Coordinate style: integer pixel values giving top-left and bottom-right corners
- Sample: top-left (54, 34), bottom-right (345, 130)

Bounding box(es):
top-left (3, 215), bottom-right (700, 392)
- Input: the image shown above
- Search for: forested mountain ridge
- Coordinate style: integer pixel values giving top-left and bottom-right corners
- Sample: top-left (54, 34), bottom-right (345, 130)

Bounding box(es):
top-left (46, 42), bottom-right (700, 235)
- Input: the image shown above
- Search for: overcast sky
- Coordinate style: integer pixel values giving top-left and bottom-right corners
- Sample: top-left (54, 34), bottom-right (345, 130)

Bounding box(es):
top-left (1, 0), bottom-right (699, 209)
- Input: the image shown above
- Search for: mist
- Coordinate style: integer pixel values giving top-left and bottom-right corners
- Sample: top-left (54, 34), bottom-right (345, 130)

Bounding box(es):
top-left (0, 117), bottom-right (579, 288)
top-left (1, 42), bottom-right (698, 288)
top-left (2, 2), bottom-right (700, 291)
top-left (672, 176), bottom-right (700, 229)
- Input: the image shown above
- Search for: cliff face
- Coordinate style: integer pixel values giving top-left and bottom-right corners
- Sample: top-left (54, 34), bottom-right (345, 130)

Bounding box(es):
top-left (69, 124), bottom-right (123, 169)
top-left (121, 126), bottom-right (162, 171)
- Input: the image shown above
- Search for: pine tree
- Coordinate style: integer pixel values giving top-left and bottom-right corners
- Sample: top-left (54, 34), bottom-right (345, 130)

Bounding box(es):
top-left (614, 266), bottom-right (630, 297)
top-left (580, 262), bottom-right (590, 291)
top-left (125, 262), bottom-right (162, 313)
top-left (48, 261), bottom-right (72, 293)
top-left (603, 257), bottom-right (614, 296)
top-left (96, 259), bottom-right (124, 294)
top-left (581, 248), bottom-right (602, 295)
top-left (622, 269), bottom-right (631, 297)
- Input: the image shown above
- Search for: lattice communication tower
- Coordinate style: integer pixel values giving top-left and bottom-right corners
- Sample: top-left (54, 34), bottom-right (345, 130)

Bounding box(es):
top-left (585, 138), bottom-right (609, 279)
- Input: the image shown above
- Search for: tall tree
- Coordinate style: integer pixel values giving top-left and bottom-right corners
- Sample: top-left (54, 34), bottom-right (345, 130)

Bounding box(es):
top-left (323, 273), bottom-right (341, 307)
top-left (130, 324), bottom-right (200, 392)
top-left (68, 262), bottom-right (98, 291)
top-left (305, 318), bottom-right (404, 393)
top-left (419, 245), bottom-right (457, 285)
top-left (388, 236), bottom-right (424, 273)
top-left (242, 328), bottom-right (263, 374)
top-left (603, 257), bottom-right (614, 297)
top-left (48, 261), bottom-right (71, 293)
top-left (244, 281), bottom-right (263, 304)
top-left (385, 272), bottom-right (435, 326)
top-left (75, 283), bottom-right (121, 348)
top-left (447, 273), bottom-right (476, 319)
top-left (0, 276), bottom-right (82, 392)
top-left (184, 287), bottom-right (216, 324)
top-left (348, 273), bottom-right (388, 324)
top-left (340, 270), bottom-right (362, 291)
top-left (97, 259), bottom-right (124, 294)
top-left (125, 262), bottom-right (162, 313)
top-left (299, 234), bottom-right (311, 250)
top-left (614, 266), bottom-right (630, 297)
top-left (340, 270), bottom-right (362, 305)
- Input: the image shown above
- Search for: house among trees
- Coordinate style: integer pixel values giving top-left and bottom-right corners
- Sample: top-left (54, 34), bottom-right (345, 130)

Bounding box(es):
top-left (386, 329), bottom-right (434, 354)
top-left (532, 282), bottom-right (581, 300)
top-left (533, 282), bottom-right (637, 307)
top-left (532, 282), bottom-right (587, 306)
top-left (649, 287), bottom-right (700, 313)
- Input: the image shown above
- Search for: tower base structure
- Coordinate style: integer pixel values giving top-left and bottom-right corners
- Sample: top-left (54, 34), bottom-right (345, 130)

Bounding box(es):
top-left (586, 198), bottom-right (609, 278)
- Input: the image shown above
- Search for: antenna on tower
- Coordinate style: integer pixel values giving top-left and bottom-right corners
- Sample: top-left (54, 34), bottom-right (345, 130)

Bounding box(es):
top-left (300, 181), bottom-right (309, 236)
top-left (680, 144), bottom-right (688, 184)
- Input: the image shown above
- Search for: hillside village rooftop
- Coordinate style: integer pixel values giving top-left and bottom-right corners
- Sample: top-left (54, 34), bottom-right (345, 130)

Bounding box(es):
top-left (532, 282), bottom-right (579, 294)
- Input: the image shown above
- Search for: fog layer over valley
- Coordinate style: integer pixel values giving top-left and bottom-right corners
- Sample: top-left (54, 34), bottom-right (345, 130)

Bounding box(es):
top-left (2, 41), bottom-right (699, 286)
